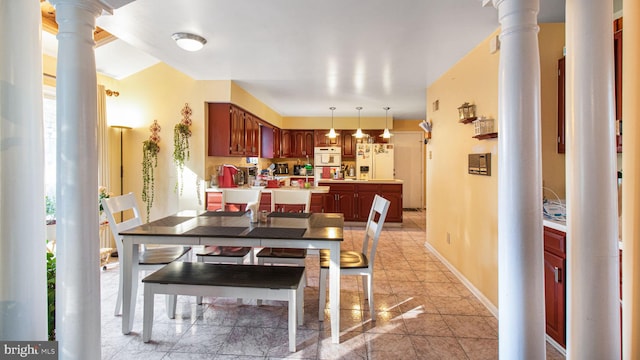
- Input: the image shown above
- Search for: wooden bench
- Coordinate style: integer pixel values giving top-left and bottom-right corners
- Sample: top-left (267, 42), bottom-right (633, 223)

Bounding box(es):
top-left (142, 262), bottom-right (305, 352)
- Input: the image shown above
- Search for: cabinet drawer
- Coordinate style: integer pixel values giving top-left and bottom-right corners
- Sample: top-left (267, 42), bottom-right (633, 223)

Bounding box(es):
top-left (380, 184), bottom-right (402, 193)
top-left (544, 227), bottom-right (566, 258)
top-left (358, 184), bottom-right (379, 192)
top-left (318, 183), bottom-right (356, 192)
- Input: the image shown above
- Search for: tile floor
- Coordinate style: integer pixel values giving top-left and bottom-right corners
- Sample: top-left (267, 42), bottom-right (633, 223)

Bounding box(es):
top-left (99, 210), bottom-right (565, 359)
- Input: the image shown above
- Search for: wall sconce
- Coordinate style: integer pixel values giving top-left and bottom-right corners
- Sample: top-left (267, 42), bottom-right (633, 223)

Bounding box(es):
top-left (105, 89), bottom-right (119, 97)
top-left (457, 102), bottom-right (476, 122)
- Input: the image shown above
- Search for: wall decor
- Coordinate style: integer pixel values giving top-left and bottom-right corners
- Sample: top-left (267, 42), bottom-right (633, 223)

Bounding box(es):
top-left (142, 119), bottom-right (161, 222)
top-left (173, 103), bottom-right (193, 195)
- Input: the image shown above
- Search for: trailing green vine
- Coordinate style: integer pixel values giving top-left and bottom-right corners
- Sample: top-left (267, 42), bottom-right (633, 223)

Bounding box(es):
top-left (173, 104), bottom-right (193, 195)
top-left (142, 120), bottom-right (161, 222)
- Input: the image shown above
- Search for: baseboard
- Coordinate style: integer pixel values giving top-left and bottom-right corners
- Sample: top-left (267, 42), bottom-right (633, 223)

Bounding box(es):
top-left (425, 241), bottom-right (568, 355)
top-left (423, 241), bottom-right (498, 318)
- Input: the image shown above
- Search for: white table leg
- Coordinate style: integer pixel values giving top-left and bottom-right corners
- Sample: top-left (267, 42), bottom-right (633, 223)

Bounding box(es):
top-left (329, 242), bottom-right (340, 343)
top-left (122, 238), bottom-right (139, 334)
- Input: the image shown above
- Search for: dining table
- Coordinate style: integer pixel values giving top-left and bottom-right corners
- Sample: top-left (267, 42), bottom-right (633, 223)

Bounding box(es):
top-left (119, 210), bottom-right (344, 344)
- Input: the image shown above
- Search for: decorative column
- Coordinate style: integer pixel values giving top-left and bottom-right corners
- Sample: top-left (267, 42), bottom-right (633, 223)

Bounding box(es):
top-left (622, 0), bottom-right (640, 358)
top-left (50, 0), bottom-right (107, 358)
top-left (565, 0), bottom-right (620, 359)
top-left (0, 0), bottom-right (48, 340)
top-left (492, 0), bottom-right (546, 358)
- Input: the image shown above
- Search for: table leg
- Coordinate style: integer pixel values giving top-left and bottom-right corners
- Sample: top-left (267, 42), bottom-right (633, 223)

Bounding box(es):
top-left (329, 242), bottom-right (340, 343)
top-left (122, 238), bottom-right (139, 334)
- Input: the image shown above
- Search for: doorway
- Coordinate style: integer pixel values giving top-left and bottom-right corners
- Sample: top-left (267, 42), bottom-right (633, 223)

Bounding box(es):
top-left (392, 131), bottom-right (424, 209)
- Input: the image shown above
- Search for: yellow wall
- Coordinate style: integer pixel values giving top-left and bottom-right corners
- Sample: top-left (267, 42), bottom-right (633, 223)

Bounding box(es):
top-left (426, 24), bottom-right (565, 307)
top-left (282, 115), bottom-right (388, 130)
top-left (230, 81), bottom-right (283, 127)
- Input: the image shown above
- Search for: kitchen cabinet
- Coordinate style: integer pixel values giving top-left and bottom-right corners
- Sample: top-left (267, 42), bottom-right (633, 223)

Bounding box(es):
top-left (319, 182), bottom-right (403, 222)
top-left (557, 18), bottom-right (623, 154)
top-left (208, 103), bottom-right (260, 157)
top-left (286, 130), bottom-right (314, 158)
top-left (261, 125), bottom-right (281, 159)
top-left (206, 192), bottom-right (222, 211)
top-left (310, 193), bottom-right (324, 213)
top-left (341, 131), bottom-right (357, 159)
top-left (280, 129), bottom-right (292, 158)
top-left (366, 130), bottom-right (390, 143)
top-left (544, 226), bottom-right (566, 347)
top-left (321, 183), bottom-right (357, 220)
top-left (314, 130), bottom-right (342, 147)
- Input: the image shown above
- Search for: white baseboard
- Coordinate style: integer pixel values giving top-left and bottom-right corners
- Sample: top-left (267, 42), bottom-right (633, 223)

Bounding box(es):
top-left (424, 241), bottom-right (498, 318)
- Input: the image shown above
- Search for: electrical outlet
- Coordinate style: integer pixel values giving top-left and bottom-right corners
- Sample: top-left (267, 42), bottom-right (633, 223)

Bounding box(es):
top-left (429, 151), bottom-right (432, 160)
top-left (446, 232), bottom-right (451, 244)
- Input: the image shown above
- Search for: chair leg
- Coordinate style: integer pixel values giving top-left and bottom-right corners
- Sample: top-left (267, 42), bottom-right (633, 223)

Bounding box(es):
top-left (367, 274), bottom-right (375, 321)
top-left (114, 268), bottom-right (124, 316)
top-left (166, 294), bottom-right (177, 319)
top-left (318, 268), bottom-right (327, 321)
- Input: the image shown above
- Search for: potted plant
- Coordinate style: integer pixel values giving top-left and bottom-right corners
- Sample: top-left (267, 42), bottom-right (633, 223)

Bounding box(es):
top-left (173, 122), bottom-right (191, 195)
top-left (142, 139), bottom-right (159, 222)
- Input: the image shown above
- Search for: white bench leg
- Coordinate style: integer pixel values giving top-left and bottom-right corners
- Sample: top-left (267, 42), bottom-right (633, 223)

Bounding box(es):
top-left (142, 284), bottom-right (154, 343)
top-left (166, 294), bottom-right (177, 319)
top-left (288, 289), bottom-right (297, 352)
top-left (297, 272), bottom-right (304, 326)
top-left (318, 268), bottom-right (327, 321)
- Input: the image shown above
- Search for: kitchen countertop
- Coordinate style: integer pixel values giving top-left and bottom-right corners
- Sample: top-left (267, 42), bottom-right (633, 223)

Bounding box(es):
top-left (544, 217), bottom-right (623, 250)
top-left (317, 179), bottom-right (404, 184)
top-left (206, 185), bottom-right (330, 193)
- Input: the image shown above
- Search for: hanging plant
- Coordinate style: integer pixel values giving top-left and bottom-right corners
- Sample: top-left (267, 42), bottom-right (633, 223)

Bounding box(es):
top-left (142, 120), bottom-right (161, 222)
top-left (173, 103), bottom-right (193, 195)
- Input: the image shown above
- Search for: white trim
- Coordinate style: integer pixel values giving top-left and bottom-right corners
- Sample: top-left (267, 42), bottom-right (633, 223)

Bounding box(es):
top-left (424, 241), bottom-right (498, 317)
top-left (546, 334), bottom-right (567, 356)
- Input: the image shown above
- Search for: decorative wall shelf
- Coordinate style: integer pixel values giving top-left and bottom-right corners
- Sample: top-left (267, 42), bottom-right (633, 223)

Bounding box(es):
top-left (458, 117), bottom-right (478, 124)
top-left (472, 132), bottom-right (498, 140)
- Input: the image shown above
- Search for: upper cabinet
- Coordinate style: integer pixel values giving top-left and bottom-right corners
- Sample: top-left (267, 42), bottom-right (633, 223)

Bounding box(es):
top-left (208, 103), bottom-right (259, 157)
top-left (314, 130), bottom-right (342, 147)
top-left (260, 125), bottom-right (282, 159)
top-left (557, 18), bottom-right (623, 154)
top-left (341, 131), bottom-right (357, 159)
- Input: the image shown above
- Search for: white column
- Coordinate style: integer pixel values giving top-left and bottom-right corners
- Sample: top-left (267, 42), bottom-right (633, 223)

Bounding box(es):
top-left (565, 0), bottom-right (621, 359)
top-left (0, 0), bottom-right (48, 340)
top-left (50, 0), bottom-right (106, 358)
top-left (622, 1), bottom-right (640, 358)
top-left (492, 0), bottom-right (546, 358)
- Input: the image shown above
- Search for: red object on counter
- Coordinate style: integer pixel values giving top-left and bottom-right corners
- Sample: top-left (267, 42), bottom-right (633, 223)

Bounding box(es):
top-left (218, 164), bottom-right (238, 188)
top-left (266, 180), bottom-right (279, 188)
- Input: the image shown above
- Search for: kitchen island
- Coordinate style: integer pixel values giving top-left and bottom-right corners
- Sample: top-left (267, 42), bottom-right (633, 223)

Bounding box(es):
top-left (317, 179), bottom-right (403, 223)
top-left (206, 185), bottom-right (329, 213)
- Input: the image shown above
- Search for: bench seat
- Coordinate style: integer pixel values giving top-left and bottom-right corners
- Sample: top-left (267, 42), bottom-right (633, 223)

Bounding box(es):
top-left (142, 262), bottom-right (305, 352)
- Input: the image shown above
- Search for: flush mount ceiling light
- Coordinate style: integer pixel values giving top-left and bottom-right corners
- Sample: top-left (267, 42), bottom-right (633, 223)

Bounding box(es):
top-left (381, 107), bottom-right (393, 138)
top-left (171, 32), bottom-right (207, 51)
top-left (327, 107), bottom-right (337, 139)
top-left (353, 107), bottom-right (364, 139)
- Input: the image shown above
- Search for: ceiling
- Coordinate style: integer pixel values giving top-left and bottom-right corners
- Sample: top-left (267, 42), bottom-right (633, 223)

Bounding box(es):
top-left (42, 0), bottom-right (567, 120)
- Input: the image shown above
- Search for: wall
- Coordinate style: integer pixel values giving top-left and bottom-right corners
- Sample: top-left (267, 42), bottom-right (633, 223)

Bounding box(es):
top-left (425, 24), bottom-right (565, 307)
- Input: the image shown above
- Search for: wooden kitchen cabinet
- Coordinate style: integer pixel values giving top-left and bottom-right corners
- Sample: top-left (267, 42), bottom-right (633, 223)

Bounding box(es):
top-left (557, 18), bottom-right (623, 154)
top-left (320, 183), bottom-right (357, 220)
top-left (287, 130), bottom-right (314, 158)
top-left (319, 182), bottom-right (403, 222)
top-left (544, 226), bottom-right (566, 348)
top-left (280, 129), bottom-right (292, 158)
top-left (380, 184), bottom-right (403, 222)
top-left (205, 192), bottom-right (222, 211)
top-left (314, 130), bottom-right (342, 147)
top-left (261, 125), bottom-right (282, 159)
top-left (310, 193), bottom-right (324, 213)
top-left (341, 131), bottom-right (357, 159)
top-left (208, 103), bottom-right (260, 157)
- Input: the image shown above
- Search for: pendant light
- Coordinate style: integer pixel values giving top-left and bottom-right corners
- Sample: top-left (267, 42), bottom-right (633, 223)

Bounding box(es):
top-left (381, 107), bottom-right (393, 138)
top-left (353, 106), bottom-right (364, 139)
top-left (326, 107), bottom-right (337, 138)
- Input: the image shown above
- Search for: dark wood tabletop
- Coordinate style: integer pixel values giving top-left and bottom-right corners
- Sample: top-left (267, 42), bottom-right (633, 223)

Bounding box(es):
top-left (120, 211), bottom-right (344, 242)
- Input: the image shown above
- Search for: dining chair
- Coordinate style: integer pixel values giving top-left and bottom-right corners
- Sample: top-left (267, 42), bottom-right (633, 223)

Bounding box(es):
top-left (318, 194), bottom-right (390, 321)
top-left (256, 189), bottom-right (311, 268)
top-left (102, 192), bottom-right (192, 316)
top-left (196, 188), bottom-right (260, 304)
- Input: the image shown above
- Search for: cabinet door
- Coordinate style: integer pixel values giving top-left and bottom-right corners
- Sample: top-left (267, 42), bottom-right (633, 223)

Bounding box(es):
top-left (315, 130), bottom-right (342, 147)
top-left (229, 106), bottom-right (245, 155)
top-left (273, 127), bottom-right (281, 158)
top-left (338, 190), bottom-right (356, 220)
top-left (310, 193), bottom-right (324, 213)
top-left (342, 131), bottom-right (356, 159)
top-left (614, 22), bottom-right (623, 153)
top-left (357, 190), bottom-right (377, 220)
top-left (207, 103), bottom-right (232, 156)
top-left (244, 113), bottom-right (258, 156)
top-left (292, 131), bottom-right (305, 157)
top-left (544, 251), bottom-right (566, 347)
top-left (261, 125), bottom-right (274, 158)
top-left (381, 192), bottom-right (403, 222)
top-left (206, 192), bottom-right (222, 211)
top-left (281, 130), bottom-right (292, 158)
top-left (303, 131), bottom-right (315, 156)
top-left (557, 57), bottom-right (565, 154)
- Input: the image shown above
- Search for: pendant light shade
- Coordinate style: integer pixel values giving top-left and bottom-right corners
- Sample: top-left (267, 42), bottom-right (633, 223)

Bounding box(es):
top-left (381, 107), bottom-right (393, 138)
top-left (327, 107), bottom-right (337, 138)
top-left (353, 107), bottom-right (364, 139)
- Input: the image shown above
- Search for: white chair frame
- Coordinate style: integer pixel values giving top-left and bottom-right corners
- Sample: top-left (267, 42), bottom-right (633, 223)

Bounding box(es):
top-left (318, 194), bottom-right (390, 321)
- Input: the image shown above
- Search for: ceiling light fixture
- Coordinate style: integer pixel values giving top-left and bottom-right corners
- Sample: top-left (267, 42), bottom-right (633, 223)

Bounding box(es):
top-left (171, 32), bottom-right (207, 52)
top-left (381, 107), bottom-right (393, 138)
top-left (327, 107), bottom-right (337, 139)
top-left (354, 107), bottom-right (364, 139)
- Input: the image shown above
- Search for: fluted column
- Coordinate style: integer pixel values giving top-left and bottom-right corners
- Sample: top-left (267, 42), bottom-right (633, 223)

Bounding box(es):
top-left (565, 0), bottom-right (620, 359)
top-left (492, 0), bottom-right (546, 358)
top-left (622, 1), bottom-right (640, 358)
top-left (0, 0), bottom-right (48, 340)
top-left (50, 0), bottom-right (106, 358)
